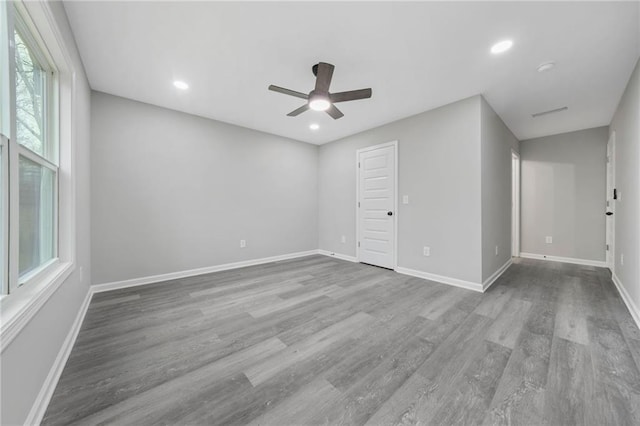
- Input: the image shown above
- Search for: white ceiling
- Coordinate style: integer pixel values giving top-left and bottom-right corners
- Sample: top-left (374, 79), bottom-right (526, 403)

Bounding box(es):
top-left (63, 1), bottom-right (639, 144)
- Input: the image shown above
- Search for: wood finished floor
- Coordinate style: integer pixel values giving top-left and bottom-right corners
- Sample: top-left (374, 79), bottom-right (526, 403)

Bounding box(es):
top-left (43, 255), bottom-right (640, 426)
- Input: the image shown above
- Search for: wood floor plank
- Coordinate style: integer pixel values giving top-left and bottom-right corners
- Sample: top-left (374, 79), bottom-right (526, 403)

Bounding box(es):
top-left (324, 313), bottom-right (432, 392)
top-left (587, 316), bottom-right (640, 425)
top-left (554, 277), bottom-right (590, 345)
top-left (243, 311), bottom-right (374, 386)
top-left (190, 277), bottom-right (307, 300)
top-left (364, 313), bottom-right (493, 425)
top-left (474, 284), bottom-right (514, 319)
top-left (628, 338), bottom-right (640, 373)
top-left (417, 286), bottom-right (461, 320)
top-left (177, 337), bottom-right (359, 425)
top-left (427, 340), bottom-right (512, 425)
top-left (90, 294), bottom-right (141, 308)
top-left (41, 256), bottom-right (640, 426)
top-left (482, 299), bottom-right (556, 426)
top-left (543, 337), bottom-right (593, 426)
top-left (66, 338), bottom-right (286, 425)
top-left (247, 285), bottom-right (341, 319)
top-left (485, 297), bottom-right (532, 349)
top-left (247, 378), bottom-right (342, 426)
top-left (325, 274), bottom-right (390, 299)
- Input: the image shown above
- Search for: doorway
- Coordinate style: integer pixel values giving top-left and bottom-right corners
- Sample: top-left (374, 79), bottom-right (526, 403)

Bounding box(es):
top-left (512, 151), bottom-right (520, 257)
top-left (356, 141), bottom-right (397, 269)
top-left (606, 132), bottom-right (616, 270)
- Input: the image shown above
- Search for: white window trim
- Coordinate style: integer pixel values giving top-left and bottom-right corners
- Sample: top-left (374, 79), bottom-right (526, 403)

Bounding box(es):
top-left (0, 0), bottom-right (77, 353)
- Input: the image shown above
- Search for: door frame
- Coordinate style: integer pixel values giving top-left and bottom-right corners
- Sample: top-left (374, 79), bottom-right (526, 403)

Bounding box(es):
top-left (355, 140), bottom-right (398, 270)
top-left (511, 150), bottom-right (520, 257)
top-left (606, 131), bottom-right (616, 271)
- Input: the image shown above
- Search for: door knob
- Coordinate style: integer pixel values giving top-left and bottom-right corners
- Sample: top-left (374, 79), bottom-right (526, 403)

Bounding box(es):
top-left (387, 211), bottom-right (393, 216)
top-left (606, 211), bottom-right (613, 216)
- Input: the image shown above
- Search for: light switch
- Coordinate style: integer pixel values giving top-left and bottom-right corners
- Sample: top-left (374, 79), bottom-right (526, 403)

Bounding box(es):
top-left (402, 195), bottom-right (409, 204)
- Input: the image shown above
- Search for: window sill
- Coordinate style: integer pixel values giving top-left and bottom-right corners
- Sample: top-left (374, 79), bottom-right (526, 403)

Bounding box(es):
top-left (0, 260), bottom-right (73, 353)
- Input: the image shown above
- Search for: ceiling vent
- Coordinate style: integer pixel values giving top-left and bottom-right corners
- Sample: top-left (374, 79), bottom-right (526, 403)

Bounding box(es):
top-left (531, 106), bottom-right (568, 118)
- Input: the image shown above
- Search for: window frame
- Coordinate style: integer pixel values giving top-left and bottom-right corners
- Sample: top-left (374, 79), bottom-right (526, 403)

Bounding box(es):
top-left (0, 0), bottom-right (77, 351)
top-left (7, 2), bottom-right (60, 294)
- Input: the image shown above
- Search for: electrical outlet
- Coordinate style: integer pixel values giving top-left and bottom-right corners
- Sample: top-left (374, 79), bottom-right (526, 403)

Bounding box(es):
top-left (495, 246), bottom-right (499, 256)
top-left (423, 246), bottom-right (430, 257)
top-left (402, 195), bottom-right (409, 204)
top-left (545, 236), bottom-right (553, 244)
top-left (341, 235), bottom-right (346, 244)
top-left (621, 253), bottom-right (624, 266)
top-left (240, 239), bottom-right (246, 248)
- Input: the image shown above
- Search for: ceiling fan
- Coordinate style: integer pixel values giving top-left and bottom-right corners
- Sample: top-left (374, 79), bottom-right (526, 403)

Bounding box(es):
top-left (268, 62), bottom-right (372, 119)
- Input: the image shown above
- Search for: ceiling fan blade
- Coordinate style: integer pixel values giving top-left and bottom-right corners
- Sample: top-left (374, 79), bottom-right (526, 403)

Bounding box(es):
top-left (326, 104), bottom-right (344, 120)
top-left (314, 62), bottom-right (334, 93)
top-left (287, 104), bottom-right (310, 117)
top-left (330, 88), bottom-right (372, 103)
top-left (269, 85), bottom-right (309, 100)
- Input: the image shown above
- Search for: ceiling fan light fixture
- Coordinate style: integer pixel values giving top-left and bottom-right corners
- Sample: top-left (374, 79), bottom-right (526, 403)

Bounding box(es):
top-left (309, 96), bottom-right (331, 111)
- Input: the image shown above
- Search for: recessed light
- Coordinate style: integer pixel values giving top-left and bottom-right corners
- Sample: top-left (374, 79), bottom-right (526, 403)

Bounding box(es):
top-left (309, 123), bottom-right (320, 130)
top-left (490, 40), bottom-right (513, 54)
top-left (537, 62), bottom-right (555, 73)
top-left (173, 80), bottom-right (189, 90)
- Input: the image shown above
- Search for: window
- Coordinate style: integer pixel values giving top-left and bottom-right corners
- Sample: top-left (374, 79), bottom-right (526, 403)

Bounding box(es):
top-left (1, 3), bottom-right (59, 295)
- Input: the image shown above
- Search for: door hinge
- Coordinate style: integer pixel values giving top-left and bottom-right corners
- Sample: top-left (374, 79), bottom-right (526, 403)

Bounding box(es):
top-left (358, 202), bottom-right (360, 208)
top-left (358, 162), bottom-right (361, 168)
top-left (606, 244), bottom-right (609, 251)
top-left (358, 241), bottom-right (360, 247)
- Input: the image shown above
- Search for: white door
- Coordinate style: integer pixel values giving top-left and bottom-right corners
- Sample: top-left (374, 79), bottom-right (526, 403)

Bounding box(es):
top-left (606, 132), bottom-right (616, 270)
top-left (357, 142), bottom-right (396, 269)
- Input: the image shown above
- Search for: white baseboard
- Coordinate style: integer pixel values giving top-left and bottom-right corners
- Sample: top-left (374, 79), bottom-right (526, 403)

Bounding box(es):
top-left (612, 273), bottom-right (640, 331)
top-left (92, 250), bottom-right (320, 293)
top-left (519, 252), bottom-right (607, 268)
top-left (482, 259), bottom-right (513, 292)
top-left (25, 286), bottom-right (93, 425)
top-left (317, 250), bottom-right (358, 263)
top-left (395, 267), bottom-right (483, 293)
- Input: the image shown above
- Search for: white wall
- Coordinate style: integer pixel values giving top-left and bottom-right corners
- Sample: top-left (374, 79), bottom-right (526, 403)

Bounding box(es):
top-left (480, 97), bottom-right (519, 282)
top-left (609, 58), bottom-right (640, 315)
top-left (318, 96), bottom-right (483, 284)
top-left (0, 3), bottom-right (92, 425)
top-left (91, 92), bottom-right (319, 285)
top-left (520, 127), bottom-right (608, 262)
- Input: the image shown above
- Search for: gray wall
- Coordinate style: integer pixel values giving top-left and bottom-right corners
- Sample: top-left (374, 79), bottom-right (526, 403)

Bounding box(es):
top-left (480, 97), bottom-right (519, 281)
top-left (0, 3), bottom-right (92, 424)
top-left (318, 96), bottom-right (483, 284)
top-left (610, 57), bottom-right (640, 311)
top-left (520, 127), bottom-right (608, 261)
top-left (91, 92), bottom-right (318, 284)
